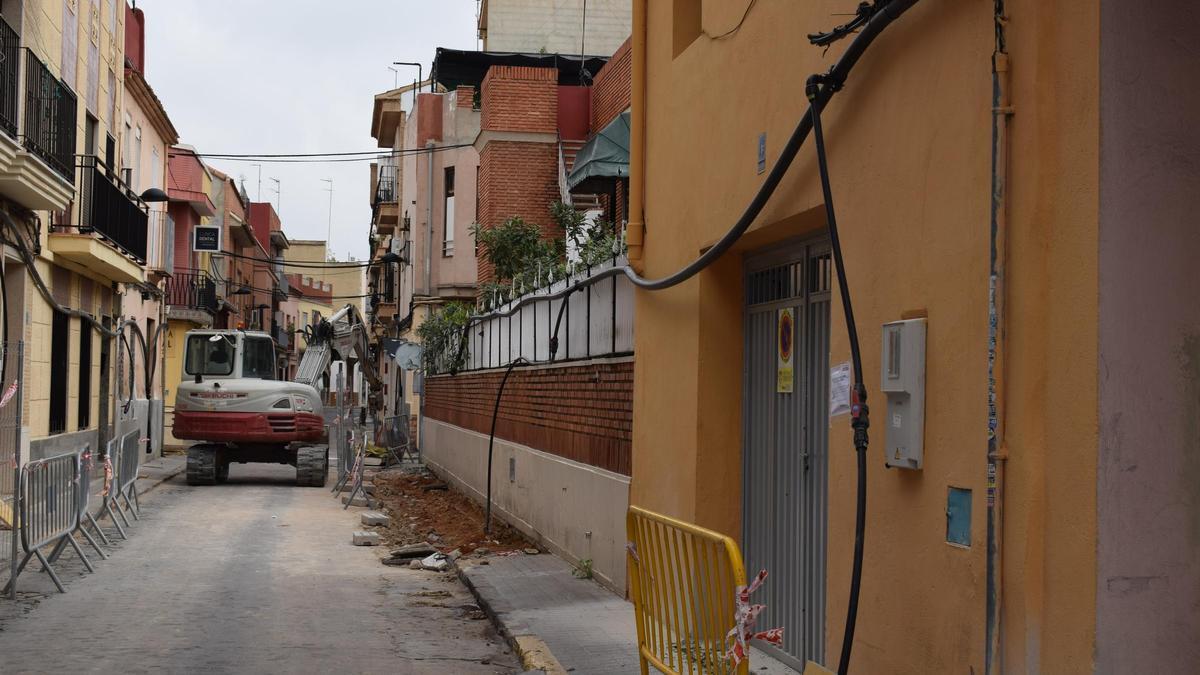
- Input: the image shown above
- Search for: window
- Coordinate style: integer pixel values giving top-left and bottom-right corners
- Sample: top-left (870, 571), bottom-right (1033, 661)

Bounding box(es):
top-left (49, 312), bottom-right (69, 434)
top-left (302, 311), bottom-right (309, 328)
top-left (242, 337), bottom-right (275, 380)
top-left (133, 125), bottom-right (142, 189)
top-left (443, 167), bottom-right (455, 256)
top-left (77, 320), bottom-right (92, 430)
top-left (185, 334), bottom-right (235, 376)
top-left (84, 114), bottom-right (98, 156)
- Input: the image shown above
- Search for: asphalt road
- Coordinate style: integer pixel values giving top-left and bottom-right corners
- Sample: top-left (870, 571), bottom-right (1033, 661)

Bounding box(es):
top-left (0, 462), bottom-right (519, 674)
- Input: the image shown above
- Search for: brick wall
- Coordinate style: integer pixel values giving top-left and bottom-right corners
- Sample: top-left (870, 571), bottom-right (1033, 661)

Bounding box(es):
top-left (424, 359), bottom-right (633, 475)
top-left (482, 66), bottom-right (558, 133)
top-left (477, 140), bottom-right (560, 284)
top-left (590, 37), bottom-right (632, 133)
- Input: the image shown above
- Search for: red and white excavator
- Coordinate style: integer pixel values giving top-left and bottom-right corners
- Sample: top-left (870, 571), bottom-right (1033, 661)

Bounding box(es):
top-left (173, 303), bottom-right (380, 486)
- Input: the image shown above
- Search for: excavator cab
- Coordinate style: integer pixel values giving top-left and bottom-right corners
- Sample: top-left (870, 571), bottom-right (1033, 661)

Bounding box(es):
top-left (175, 330), bottom-right (328, 487)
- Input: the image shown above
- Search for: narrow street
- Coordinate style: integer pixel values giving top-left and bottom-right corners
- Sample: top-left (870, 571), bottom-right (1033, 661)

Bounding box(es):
top-left (0, 464), bottom-right (519, 674)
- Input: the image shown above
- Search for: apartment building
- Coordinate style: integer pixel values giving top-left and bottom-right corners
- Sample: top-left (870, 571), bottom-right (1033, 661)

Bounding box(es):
top-left (477, 0), bottom-right (630, 56)
top-left (0, 1), bottom-right (167, 461)
top-left (627, 1), bottom-right (1199, 672)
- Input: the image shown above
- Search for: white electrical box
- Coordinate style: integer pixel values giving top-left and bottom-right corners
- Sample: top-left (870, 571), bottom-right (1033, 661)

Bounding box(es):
top-left (881, 318), bottom-right (927, 470)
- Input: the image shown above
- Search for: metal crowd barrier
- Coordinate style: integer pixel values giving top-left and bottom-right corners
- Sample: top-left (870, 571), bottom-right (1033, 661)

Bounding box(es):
top-left (96, 437), bottom-right (129, 540)
top-left (379, 415), bottom-right (417, 464)
top-left (115, 430), bottom-right (141, 520)
top-left (627, 506), bottom-right (751, 675)
top-left (2, 450), bottom-right (94, 594)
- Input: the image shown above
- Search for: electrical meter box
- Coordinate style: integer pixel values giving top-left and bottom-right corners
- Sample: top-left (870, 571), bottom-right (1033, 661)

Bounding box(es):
top-left (881, 318), bottom-right (927, 469)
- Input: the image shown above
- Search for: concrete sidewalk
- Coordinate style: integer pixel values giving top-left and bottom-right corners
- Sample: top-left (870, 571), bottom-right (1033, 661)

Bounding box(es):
top-left (459, 552), bottom-right (801, 674)
top-left (135, 453), bottom-right (187, 496)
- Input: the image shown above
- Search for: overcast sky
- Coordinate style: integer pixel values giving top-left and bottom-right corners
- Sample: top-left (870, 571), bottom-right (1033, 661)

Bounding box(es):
top-left (136, 0), bottom-right (479, 261)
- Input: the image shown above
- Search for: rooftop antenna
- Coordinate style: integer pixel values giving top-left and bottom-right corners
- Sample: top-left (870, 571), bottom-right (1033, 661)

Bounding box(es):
top-left (321, 178), bottom-right (334, 257)
top-left (388, 66), bottom-right (401, 88)
top-left (269, 177), bottom-right (281, 216)
top-left (251, 163), bottom-right (262, 200)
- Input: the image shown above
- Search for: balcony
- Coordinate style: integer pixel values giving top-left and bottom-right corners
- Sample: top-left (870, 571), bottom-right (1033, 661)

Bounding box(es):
top-left (0, 37), bottom-right (76, 211)
top-left (165, 272), bottom-right (218, 326)
top-left (372, 162), bottom-right (398, 234)
top-left (48, 156), bottom-right (148, 283)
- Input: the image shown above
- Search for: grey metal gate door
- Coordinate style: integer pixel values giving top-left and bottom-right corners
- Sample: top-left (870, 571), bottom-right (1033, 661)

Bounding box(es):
top-left (743, 239), bottom-right (831, 668)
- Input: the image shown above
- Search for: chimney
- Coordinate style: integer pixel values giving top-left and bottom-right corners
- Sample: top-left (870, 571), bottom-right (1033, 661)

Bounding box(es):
top-left (125, 4), bottom-right (147, 73)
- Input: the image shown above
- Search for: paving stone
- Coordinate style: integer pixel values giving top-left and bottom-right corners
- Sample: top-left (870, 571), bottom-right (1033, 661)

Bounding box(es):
top-left (352, 531), bottom-right (381, 546)
top-left (361, 511), bottom-right (390, 526)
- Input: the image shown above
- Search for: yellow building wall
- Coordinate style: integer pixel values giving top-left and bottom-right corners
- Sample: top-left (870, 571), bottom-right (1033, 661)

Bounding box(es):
top-left (631, 1), bottom-right (1097, 673)
top-left (161, 319), bottom-right (192, 449)
top-left (285, 241), bottom-right (366, 315)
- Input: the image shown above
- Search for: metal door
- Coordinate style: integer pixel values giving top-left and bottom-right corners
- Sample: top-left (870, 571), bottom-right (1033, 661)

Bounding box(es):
top-left (743, 239), bottom-right (831, 668)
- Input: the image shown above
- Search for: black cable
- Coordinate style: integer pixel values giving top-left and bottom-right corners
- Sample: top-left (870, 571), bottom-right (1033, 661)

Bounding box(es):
top-left (181, 143), bottom-right (473, 160)
top-left (483, 357), bottom-right (526, 534)
top-left (0, 253), bottom-right (7, 393)
top-left (807, 75), bottom-right (870, 675)
top-left (206, 249), bottom-right (383, 269)
top-left (704, 0), bottom-right (758, 40)
top-left (196, 144), bottom-right (474, 164)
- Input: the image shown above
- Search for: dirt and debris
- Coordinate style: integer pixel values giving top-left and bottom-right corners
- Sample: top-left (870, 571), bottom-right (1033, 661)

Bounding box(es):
top-left (372, 467), bottom-right (533, 557)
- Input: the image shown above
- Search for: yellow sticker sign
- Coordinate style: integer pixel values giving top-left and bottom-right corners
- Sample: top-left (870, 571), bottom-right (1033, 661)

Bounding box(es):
top-left (777, 308), bottom-right (794, 394)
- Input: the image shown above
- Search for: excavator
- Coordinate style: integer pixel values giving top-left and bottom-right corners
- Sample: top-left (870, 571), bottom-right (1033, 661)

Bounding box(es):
top-left (173, 303), bottom-right (380, 486)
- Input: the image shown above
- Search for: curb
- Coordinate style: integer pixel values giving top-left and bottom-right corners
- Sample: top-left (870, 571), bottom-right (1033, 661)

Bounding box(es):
top-left (456, 561), bottom-right (568, 675)
top-left (135, 459), bottom-right (187, 498)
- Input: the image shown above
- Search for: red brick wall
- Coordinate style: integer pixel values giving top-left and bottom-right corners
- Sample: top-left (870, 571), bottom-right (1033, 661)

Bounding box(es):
top-left (590, 38), bottom-right (632, 133)
top-left (424, 360), bottom-right (633, 475)
top-left (477, 140), bottom-right (560, 284)
top-left (482, 66), bottom-right (558, 133)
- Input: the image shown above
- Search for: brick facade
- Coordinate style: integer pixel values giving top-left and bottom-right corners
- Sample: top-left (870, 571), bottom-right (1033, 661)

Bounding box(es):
top-left (590, 37), bottom-right (632, 133)
top-left (424, 359), bottom-right (633, 475)
top-left (481, 66), bottom-right (558, 133)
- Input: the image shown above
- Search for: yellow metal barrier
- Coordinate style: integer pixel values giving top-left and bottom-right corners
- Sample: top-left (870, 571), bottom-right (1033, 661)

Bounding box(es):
top-left (627, 505), bottom-right (749, 675)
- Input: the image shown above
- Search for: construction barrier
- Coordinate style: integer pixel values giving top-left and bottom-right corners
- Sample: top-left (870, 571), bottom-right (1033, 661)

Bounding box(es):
top-left (97, 437), bottom-right (129, 540)
top-left (73, 448), bottom-right (109, 559)
top-left (3, 450), bottom-right (94, 594)
top-left (114, 430), bottom-right (141, 520)
top-left (378, 415), bottom-right (417, 464)
top-left (627, 506), bottom-right (751, 675)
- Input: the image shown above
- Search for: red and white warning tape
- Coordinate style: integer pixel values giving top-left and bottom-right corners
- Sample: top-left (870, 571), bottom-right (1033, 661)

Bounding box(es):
top-left (725, 569), bottom-right (784, 666)
top-left (101, 456), bottom-right (114, 498)
top-left (0, 380), bottom-right (18, 409)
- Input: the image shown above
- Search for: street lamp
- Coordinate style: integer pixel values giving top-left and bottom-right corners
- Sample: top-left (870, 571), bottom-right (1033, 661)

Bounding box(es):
top-left (255, 303), bottom-right (271, 331)
top-left (139, 187), bottom-right (169, 202)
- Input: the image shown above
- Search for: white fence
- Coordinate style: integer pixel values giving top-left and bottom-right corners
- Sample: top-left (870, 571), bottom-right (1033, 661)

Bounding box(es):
top-left (465, 256), bottom-right (635, 371)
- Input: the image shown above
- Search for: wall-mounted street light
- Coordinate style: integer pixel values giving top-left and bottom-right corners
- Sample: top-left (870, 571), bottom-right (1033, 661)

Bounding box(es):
top-left (140, 187), bottom-right (169, 202)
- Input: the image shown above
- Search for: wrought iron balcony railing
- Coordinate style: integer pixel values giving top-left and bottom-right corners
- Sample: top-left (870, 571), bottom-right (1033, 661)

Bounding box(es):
top-left (375, 163), bottom-right (397, 205)
top-left (166, 272), bottom-right (218, 313)
top-left (0, 14), bottom-right (19, 138)
top-left (75, 155), bottom-right (148, 262)
top-left (22, 49), bottom-right (76, 182)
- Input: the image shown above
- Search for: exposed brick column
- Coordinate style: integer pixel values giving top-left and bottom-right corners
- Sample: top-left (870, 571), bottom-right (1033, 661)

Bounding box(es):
top-left (477, 66), bottom-right (563, 286)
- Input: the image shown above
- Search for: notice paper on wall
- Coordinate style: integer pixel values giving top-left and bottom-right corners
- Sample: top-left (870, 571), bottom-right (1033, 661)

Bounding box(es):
top-left (830, 361), bottom-right (851, 417)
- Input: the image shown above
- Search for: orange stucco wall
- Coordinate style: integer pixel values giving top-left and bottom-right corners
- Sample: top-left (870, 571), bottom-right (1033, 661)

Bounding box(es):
top-left (631, 0), bottom-right (1099, 672)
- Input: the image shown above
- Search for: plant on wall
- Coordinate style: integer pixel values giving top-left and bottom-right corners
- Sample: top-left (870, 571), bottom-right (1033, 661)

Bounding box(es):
top-left (470, 203), bottom-right (627, 312)
top-left (416, 301), bottom-right (472, 374)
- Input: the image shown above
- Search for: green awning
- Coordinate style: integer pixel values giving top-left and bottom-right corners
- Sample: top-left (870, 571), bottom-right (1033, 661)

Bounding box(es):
top-left (567, 111), bottom-right (630, 190)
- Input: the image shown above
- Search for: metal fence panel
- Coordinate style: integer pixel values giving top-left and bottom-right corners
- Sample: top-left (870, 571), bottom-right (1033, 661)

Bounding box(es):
top-left (627, 506), bottom-right (750, 675)
top-left (0, 342), bottom-right (22, 595)
top-left (3, 449), bottom-right (92, 594)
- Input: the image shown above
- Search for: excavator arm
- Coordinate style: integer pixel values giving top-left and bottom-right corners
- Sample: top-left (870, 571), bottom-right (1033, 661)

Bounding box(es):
top-left (294, 303), bottom-right (382, 407)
